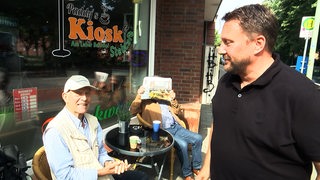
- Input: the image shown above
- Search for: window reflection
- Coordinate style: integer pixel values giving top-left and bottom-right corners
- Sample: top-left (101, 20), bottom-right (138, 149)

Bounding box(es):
top-left (0, 0), bottom-right (149, 160)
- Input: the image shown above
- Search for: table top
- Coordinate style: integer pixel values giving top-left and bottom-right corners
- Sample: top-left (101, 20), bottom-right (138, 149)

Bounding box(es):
top-left (105, 125), bottom-right (174, 157)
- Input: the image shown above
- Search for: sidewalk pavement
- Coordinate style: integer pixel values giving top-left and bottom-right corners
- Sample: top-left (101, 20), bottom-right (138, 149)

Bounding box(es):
top-left (134, 104), bottom-right (213, 180)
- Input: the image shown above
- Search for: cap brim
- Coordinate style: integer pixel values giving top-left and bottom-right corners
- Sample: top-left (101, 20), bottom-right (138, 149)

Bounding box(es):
top-left (65, 85), bottom-right (98, 92)
top-left (89, 85), bottom-right (99, 91)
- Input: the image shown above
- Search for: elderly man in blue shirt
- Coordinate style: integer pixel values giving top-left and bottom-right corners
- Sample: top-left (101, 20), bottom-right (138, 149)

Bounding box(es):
top-left (43, 75), bottom-right (148, 180)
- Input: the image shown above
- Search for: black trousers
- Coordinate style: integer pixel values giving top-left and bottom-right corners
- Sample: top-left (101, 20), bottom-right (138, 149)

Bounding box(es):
top-left (113, 170), bottom-right (150, 180)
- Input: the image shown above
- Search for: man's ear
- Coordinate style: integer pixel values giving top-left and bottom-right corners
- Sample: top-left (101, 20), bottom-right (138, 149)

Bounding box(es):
top-left (254, 35), bottom-right (266, 55)
top-left (62, 92), bottom-right (67, 102)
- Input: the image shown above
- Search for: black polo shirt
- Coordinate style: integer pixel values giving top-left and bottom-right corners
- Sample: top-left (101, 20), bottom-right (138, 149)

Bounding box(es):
top-left (211, 55), bottom-right (320, 180)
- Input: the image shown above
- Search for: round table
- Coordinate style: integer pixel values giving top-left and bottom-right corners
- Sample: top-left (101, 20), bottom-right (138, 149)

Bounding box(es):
top-left (105, 125), bottom-right (174, 179)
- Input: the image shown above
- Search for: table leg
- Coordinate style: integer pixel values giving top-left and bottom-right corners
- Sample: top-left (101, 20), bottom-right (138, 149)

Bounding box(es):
top-left (135, 162), bottom-right (153, 169)
top-left (134, 151), bottom-right (170, 179)
top-left (155, 151), bottom-right (168, 180)
top-left (150, 157), bottom-right (160, 175)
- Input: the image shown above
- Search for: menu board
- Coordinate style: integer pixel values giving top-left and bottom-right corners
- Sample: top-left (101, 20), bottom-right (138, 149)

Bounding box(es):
top-left (13, 87), bottom-right (38, 121)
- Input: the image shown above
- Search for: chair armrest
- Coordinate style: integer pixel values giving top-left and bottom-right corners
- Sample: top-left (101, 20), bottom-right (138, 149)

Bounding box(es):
top-left (177, 119), bottom-right (186, 129)
top-left (137, 113), bottom-right (152, 128)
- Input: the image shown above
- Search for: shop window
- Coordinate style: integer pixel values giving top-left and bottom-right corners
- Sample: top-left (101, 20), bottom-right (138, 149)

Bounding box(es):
top-left (0, 0), bottom-right (150, 159)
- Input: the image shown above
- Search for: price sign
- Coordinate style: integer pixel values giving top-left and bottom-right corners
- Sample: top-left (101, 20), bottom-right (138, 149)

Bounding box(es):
top-left (13, 87), bottom-right (38, 121)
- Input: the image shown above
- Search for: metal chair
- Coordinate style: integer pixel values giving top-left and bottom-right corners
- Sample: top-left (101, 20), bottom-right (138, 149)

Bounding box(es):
top-left (136, 113), bottom-right (187, 180)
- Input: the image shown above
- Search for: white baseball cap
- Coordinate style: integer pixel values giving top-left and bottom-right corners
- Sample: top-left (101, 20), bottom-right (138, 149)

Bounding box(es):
top-left (63, 75), bottom-right (96, 93)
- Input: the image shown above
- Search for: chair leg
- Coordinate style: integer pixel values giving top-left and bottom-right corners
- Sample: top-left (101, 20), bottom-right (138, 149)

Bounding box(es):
top-left (170, 148), bottom-right (175, 180)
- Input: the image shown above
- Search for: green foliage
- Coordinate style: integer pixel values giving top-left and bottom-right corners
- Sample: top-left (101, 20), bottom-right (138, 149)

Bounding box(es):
top-left (265, 0), bottom-right (317, 65)
top-left (116, 103), bottom-right (131, 121)
top-left (214, 30), bottom-right (221, 46)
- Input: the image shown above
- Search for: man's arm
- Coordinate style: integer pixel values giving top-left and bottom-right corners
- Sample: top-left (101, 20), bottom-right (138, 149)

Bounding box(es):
top-left (129, 86), bottom-right (145, 115)
top-left (313, 161), bottom-right (320, 180)
top-left (196, 122), bottom-right (213, 180)
top-left (43, 128), bottom-right (97, 179)
top-left (129, 94), bottom-right (142, 115)
top-left (97, 124), bottom-right (113, 164)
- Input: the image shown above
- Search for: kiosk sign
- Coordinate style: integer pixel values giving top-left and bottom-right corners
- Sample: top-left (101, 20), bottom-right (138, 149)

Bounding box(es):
top-left (299, 16), bottom-right (314, 38)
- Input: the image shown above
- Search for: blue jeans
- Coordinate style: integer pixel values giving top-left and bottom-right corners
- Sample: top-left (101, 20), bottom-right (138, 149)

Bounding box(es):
top-left (165, 123), bottom-right (203, 177)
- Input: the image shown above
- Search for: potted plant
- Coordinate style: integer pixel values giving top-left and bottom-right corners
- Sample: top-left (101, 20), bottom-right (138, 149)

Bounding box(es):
top-left (116, 103), bottom-right (131, 133)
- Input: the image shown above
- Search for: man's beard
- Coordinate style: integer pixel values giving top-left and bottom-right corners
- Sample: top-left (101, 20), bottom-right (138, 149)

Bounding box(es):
top-left (224, 57), bottom-right (250, 75)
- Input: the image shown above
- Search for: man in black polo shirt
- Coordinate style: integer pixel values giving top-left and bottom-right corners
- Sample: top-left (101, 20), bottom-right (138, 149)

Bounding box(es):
top-left (197, 4), bottom-right (320, 180)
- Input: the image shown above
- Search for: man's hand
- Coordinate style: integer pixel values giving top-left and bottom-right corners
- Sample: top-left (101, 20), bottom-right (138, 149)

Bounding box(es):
top-left (137, 86), bottom-right (145, 95)
top-left (98, 159), bottom-right (131, 176)
top-left (196, 169), bottom-right (210, 180)
top-left (169, 90), bottom-right (176, 99)
top-left (313, 161), bottom-right (320, 180)
top-left (196, 123), bottom-right (213, 180)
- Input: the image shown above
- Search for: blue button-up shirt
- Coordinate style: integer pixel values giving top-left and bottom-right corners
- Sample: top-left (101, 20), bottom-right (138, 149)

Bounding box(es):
top-left (43, 108), bottom-right (113, 180)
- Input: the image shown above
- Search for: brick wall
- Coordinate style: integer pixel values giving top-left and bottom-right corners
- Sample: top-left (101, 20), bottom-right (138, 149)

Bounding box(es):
top-left (206, 21), bottom-right (215, 46)
top-left (155, 0), bottom-right (205, 104)
top-left (154, 0), bottom-right (218, 132)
